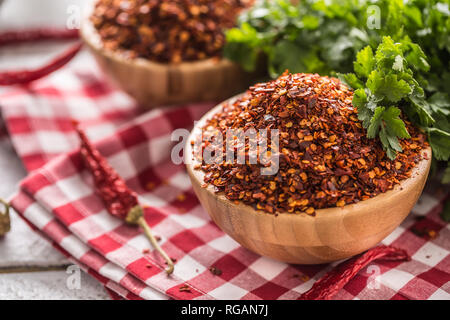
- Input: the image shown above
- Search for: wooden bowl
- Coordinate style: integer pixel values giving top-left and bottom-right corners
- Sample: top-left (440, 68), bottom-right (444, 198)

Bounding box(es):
top-left (185, 97), bottom-right (432, 264)
top-left (80, 16), bottom-right (253, 108)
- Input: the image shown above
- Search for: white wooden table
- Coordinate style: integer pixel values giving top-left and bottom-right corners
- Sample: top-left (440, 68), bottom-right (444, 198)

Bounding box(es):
top-left (0, 0), bottom-right (110, 300)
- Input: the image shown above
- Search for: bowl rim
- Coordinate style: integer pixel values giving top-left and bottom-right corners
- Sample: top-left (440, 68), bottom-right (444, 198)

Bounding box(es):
top-left (80, 8), bottom-right (236, 71)
top-left (185, 94), bottom-right (432, 223)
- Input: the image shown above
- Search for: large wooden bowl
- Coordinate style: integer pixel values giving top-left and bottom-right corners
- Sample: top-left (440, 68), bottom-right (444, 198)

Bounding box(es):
top-left (80, 16), bottom-right (252, 108)
top-left (185, 97), bottom-right (432, 264)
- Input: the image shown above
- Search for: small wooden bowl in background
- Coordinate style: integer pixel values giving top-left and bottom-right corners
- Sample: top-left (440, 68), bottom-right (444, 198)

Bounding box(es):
top-left (185, 98), bottom-right (432, 264)
top-left (80, 17), bottom-right (255, 108)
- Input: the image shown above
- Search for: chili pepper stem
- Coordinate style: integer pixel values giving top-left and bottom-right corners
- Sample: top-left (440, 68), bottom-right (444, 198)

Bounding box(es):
top-left (0, 198), bottom-right (11, 236)
top-left (137, 216), bottom-right (174, 275)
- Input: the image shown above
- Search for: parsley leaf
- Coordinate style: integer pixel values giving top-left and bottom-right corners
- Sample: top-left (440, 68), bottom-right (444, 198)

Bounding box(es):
top-left (367, 71), bottom-right (412, 102)
top-left (383, 106), bottom-right (411, 139)
top-left (427, 128), bottom-right (450, 161)
top-left (337, 72), bottom-right (364, 89)
top-left (354, 46), bottom-right (374, 78)
top-left (367, 106), bottom-right (384, 138)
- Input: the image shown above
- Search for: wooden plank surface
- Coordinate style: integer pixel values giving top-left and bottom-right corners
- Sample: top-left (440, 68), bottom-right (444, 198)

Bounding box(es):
top-left (0, 270), bottom-right (110, 300)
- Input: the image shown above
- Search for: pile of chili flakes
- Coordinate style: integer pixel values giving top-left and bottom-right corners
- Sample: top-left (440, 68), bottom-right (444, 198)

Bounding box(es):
top-left (194, 73), bottom-right (428, 215)
top-left (91, 0), bottom-right (252, 63)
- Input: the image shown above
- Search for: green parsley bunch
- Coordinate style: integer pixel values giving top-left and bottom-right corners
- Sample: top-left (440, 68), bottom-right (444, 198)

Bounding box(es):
top-left (224, 0), bottom-right (450, 183)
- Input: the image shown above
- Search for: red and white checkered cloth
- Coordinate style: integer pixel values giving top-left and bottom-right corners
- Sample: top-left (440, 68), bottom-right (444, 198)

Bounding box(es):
top-left (0, 53), bottom-right (449, 300)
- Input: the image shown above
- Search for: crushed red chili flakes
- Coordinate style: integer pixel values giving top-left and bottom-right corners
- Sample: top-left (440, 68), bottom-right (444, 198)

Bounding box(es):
top-left (193, 72), bottom-right (428, 215)
top-left (411, 227), bottom-right (439, 239)
top-left (209, 266), bottom-right (222, 276)
top-left (179, 284), bottom-right (192, 292)
top-left (165, 257), bottom-right (177, 264)
top-left (293, 274), bottom-right (310, 282)
top-left (91, 0), bottom-right (253, 63)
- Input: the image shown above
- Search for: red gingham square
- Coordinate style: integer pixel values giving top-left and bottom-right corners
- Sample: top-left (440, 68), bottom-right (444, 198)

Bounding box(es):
top-left (171, 229), bottom-right (208, 253)
top-left (417, 267), bottom-right (450, 288)
top-left (89, 234), bottom-right (124, 255)
top-left (127, 257), bottom-right (161, 280)
top-left (118, 125), bottom-right (148, 149)
top-left (211, 254), bottom-right (248, 282)
top-left (80, 250), bottom-right (109, 271)
top-left (251, 281), bottom-right (290, 300)
top-left (53, 203), bottom-right (85, 225)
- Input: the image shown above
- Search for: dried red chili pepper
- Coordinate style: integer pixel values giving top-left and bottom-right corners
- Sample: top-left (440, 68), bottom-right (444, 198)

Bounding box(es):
top-left (298, 245), bottom-right (410, 300)
top-left (73, 121), bottom-right (174, 274)
top-left (0, 28), bottom-right (79, 46)
top-left (0, 28), bottom-right (81, 86)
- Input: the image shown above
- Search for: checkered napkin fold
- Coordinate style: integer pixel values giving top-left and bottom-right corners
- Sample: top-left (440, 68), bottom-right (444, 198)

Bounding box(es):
top-left (1, 64), bottom-right (449, 300)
